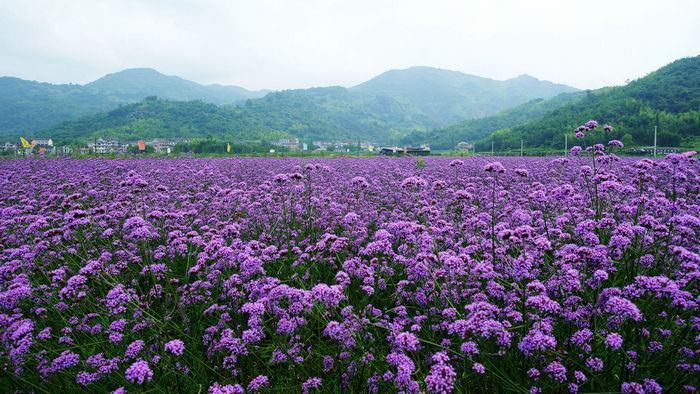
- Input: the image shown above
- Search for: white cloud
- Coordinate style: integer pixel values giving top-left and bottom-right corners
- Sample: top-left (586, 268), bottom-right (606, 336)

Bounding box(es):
top-left (1, 0), bottom-right (698, 90)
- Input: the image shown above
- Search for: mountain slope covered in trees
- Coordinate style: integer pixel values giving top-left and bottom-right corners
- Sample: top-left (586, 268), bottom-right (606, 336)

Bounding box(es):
top-left (41, 98), bottom-right (288, 144)
top-left (474, 56), bottom-right (700, 151)
top-left (35, 92), bottom-right (427, 144)
top-left (0, 69), bottom-right (268, 135)
top-left (0, 78), bottom-right (122, 134)
top-left (398, 90), bottom-right (589, 149)
top-left (86, 68), bottom-right (269, 105)
top-left (350, 67), bottom-right (578, 126)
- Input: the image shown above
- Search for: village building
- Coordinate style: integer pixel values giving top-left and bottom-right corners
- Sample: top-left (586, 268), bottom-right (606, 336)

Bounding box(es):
top-left (2, 142), bottom-right (18, 153)
top-left (312, 140), bottom-right (374, 151)
top-left (88, 138), bottom-right (123, 154)
top-left (272, 138), bottom-right (300, 151)
top-left (457, 141), bottom-right (474, 151)
top-left (147, 139), bottom-right (176, 154)
top-left (31, 138), bottom-right (54, 147)
top-left (33, 142), bottom-right (56, 155)
top-left (379, 146), bottom-right (431, 156)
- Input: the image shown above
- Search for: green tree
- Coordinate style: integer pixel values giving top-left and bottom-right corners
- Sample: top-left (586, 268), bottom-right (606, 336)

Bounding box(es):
top-left (621, 133), bottom-right (635, 147)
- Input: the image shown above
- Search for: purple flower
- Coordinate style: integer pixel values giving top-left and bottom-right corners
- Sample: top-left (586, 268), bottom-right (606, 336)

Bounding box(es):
top-left (125, 340), bottom-right (144, 359)
top-left (51, 350), bottom-right (80, 372)
top-left (515, 168), bottom-right (529, 177)
top-left (248, 375), bottom-right (269, 391)
top-left (301, 377), bottom-right (322, 394)
top-left (586, 357), bottom-right (604, 372)
top-left (460, 341), bottom-right (479, 355)
top-left (125, 360), bottom-right (153, 385)
top-left (519, 328), bottom-right (557, 356)
top-left (394, 332), bottom-right (420, 351)
top-left (544, 361), bottom-right (567, 382)
top-left (484, 162), bottom-right (506, 174)
top-left (164, 339), bottom-right (185, 356)
top-left (604, 296), bottom-right (643, 321)
top-left (644, 379), bottom-right (662, 394)
top-left (425, 355), bottom-right (456, 393)
top-left (209, 383), bottom-right (244, 394)
top-left (351, 176), bottom-right (369, 188)
top-left (648, 341), bottom-right (663, 353)
top-left (605, 333), bottom-right (623, 350)
top-left (621, 382), bottom-right (644, 394)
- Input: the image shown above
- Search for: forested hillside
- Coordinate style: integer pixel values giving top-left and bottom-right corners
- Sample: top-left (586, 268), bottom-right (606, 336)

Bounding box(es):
top-left (399, 90), bottom-right (588, 149)
top-left (0, 68), bottom-right (268, 135)
top-left (41, 98), bottom-right (288, 144)
top-left (474, 56), bottom-right (700, 151)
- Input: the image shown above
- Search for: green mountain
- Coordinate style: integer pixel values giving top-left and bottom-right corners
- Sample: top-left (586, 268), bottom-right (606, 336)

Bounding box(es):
top-left (474, 56), bottom-right (700, 151)
top-left (351, 67), bottom-right (578, 126)
top-left (237, 86), bottom-right (432, 141)
top-left (0, 69), bottom-right (268, 135)
top-left (399, 90), bottom-right (589, 149)
top-left (86, 68), bottom-right (270, 105)
top-left (7, 58), bottom-right (699, 148)
top-left (36, 92), bottom-right (422, 145)
top-left (196, 68), bottom-right (578, 141)
top-left (1, 67), bottom-right (577, 142)
top-left (42, 97), bottom-right (287, 144)
top-left (0, 78), bottom-right (122, 135)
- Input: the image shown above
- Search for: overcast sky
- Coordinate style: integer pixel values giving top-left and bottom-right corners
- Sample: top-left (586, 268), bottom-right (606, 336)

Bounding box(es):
top-left (1, 0), bottom-right (699, 91)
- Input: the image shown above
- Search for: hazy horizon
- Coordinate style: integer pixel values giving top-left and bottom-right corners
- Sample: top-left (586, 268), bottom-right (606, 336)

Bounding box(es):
top-left (1, 0), bottom-right (699, 91)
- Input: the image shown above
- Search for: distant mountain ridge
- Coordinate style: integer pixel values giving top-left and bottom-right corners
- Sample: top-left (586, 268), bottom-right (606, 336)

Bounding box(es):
top-left (351, 67), bottom-right (577, 125)
top-left (86, 68), bottom-right (270, 104)
top-left (4, 58), bottom-right (697, 149)
top-left (0, 66), bottom-right (577, 141)
top-left (0, 68), bottom-right (269, 135)
top-left (209, 67), bottom-right (579, 141)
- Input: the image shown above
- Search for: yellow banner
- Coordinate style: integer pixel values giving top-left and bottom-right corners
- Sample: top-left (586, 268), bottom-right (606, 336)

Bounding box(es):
top-left (20, 137), bottom-right (31, 148)
top-left (227, 143), bottom-right (231, 153)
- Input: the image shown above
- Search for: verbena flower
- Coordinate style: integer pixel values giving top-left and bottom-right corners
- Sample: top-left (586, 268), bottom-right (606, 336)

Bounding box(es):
top-left (125, 360), bottom-right (153, 385)
top-left (164, 339), bottom-right (185, 356)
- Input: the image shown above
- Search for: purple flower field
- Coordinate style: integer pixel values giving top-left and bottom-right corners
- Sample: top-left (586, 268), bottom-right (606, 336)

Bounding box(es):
top-left (1, 152), bottom-right (698, 393)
